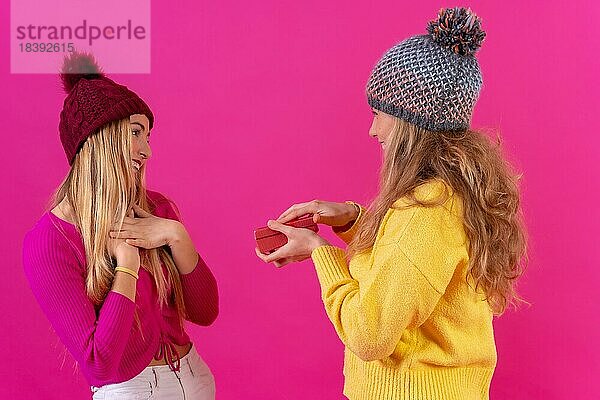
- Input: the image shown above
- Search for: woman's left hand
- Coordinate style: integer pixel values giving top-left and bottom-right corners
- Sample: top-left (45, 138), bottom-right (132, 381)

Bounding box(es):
top-left (109, 204), bottom-right (183, 250)
top-left (255, 220), bottom-right (330, 268)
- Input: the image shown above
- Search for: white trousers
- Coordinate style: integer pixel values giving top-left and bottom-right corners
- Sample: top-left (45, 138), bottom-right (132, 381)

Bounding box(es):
top-left (91, 344), bottom-right (215, 400)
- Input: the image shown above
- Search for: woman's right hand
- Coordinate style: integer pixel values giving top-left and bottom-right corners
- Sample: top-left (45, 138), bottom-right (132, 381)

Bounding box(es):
top-left (108, 209), bottom-right (140, 269)
top-left (277, 200), bottom-right (360, 229)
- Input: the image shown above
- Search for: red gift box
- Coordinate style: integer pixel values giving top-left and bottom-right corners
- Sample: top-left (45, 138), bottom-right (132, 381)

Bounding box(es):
top-left (254, 215), bottom-right (319, 254)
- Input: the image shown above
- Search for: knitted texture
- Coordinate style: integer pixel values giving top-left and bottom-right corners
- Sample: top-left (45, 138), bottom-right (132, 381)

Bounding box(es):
top-left (366, 8), bottom-right (485, 132)
top-left (58, 52), bottom-right (154, 165)
top-left (22, 190), bottom-right (219, 387)
top-left (311, 180), bottom-right (497, 399)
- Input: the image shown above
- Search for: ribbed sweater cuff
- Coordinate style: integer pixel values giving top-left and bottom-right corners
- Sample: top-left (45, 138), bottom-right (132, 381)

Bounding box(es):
top-left (311, 245), bottom-right (351, 288)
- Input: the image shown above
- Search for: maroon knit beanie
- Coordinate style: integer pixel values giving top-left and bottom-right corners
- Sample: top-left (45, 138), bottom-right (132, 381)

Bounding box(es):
top-left (58, 52), bottom-right (154, 165)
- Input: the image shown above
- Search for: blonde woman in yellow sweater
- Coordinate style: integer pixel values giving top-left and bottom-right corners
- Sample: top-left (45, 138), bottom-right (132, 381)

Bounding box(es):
top-left (255, 8), bottom-right (527, 400)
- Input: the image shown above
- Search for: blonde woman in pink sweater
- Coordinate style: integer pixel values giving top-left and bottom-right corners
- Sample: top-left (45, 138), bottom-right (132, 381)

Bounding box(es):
top-left (22, 52), bottom-right (219, 399)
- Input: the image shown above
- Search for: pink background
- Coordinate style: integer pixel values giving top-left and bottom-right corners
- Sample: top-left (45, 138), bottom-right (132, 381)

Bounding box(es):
top-left (1, 0), bottom-right (598, 398)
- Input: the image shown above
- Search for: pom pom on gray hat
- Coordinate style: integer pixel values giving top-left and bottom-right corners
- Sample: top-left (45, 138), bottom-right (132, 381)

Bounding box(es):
top-left (427, 7), bottom-right (486, 56)
top-left (366, 7), bottom-right (486, 132)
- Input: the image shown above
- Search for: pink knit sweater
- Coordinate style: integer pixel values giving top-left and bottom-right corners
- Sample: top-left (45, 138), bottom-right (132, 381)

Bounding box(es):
top-left (22, 190), bottom-right (219, 387)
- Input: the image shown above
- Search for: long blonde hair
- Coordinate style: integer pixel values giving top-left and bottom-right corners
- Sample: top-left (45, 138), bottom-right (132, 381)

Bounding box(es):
top-left (349, 117), bottom-right (527, 314)
top-left (47, 118), bottom-right (186, 327)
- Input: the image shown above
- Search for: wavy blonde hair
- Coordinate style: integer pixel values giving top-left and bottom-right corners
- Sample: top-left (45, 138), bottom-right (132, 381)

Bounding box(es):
top-left (47, 118), bottom-right (186, 328)
top-left (348, 117), bottom-right (528, 314)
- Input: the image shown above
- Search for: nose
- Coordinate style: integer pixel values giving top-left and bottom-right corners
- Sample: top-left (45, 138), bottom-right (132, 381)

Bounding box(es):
top-left (369, 118), bottom-right (377, 138)
top-left (139, 141), bottom-right (152, 160)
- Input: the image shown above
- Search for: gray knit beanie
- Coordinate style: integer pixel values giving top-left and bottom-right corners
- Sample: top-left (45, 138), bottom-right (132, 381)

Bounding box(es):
top-left (366, 7), bottom-right (486, 132)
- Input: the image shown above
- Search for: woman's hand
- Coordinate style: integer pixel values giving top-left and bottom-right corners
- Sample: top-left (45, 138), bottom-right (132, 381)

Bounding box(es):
top-left (109, 205), bottom-right (183, 250)
top-left (255, 220), bottom-right (330, 268)
top-left (277, 199), bottom-right (359, 229)
top-left (107, 209), bottom-right (140, 262)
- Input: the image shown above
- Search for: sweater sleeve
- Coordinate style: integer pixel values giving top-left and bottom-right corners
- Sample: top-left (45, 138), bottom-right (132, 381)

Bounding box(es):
top-left (151, 192), bottom-right (219, 326)
top-left (310, 200), bottom-right (467, 362)
top-left (22, 227), bottom-right (136, 382)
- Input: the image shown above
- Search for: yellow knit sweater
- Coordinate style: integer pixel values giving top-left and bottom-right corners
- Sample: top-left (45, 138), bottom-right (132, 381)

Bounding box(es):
top-left (311, 180), bottom-right (497, 400)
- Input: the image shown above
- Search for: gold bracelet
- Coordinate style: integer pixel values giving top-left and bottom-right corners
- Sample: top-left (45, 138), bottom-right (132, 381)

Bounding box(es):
top-left (114, 266), bottom-right (139, 280)
top-left (345, 201), bottom-right (361, 218)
